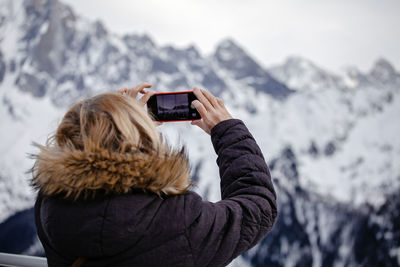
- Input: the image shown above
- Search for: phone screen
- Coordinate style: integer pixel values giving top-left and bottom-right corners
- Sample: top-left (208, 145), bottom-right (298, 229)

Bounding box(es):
top-left (147, 91), bottom-right (201, 122)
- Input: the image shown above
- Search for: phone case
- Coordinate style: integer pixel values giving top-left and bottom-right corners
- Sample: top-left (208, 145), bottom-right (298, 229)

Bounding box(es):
top-left (146, 90), bottom-right (202, 122)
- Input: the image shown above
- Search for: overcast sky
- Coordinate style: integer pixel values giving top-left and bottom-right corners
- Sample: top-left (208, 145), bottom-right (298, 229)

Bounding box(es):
top-left (62, 0), bottom-right (400, 73)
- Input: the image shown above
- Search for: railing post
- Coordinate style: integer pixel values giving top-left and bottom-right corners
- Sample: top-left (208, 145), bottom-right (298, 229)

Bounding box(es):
top-left (0, 252), bottom-right (48, 267)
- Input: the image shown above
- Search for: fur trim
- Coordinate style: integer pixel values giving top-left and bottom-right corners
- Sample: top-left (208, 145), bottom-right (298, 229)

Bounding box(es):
top-left (30, 144), bottom-right (192, 200)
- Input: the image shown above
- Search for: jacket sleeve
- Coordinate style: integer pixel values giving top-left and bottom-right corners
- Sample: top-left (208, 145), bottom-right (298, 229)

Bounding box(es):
top-left (184, 118), bottom-right (278, 267)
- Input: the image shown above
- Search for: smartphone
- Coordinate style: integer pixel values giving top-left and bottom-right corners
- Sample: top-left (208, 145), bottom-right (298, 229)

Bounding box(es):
top-left (146, 91), bottom-right (201, 122)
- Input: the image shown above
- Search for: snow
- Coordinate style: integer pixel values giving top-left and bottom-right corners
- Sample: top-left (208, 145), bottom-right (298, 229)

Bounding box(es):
top-left (389, 247), bottom-right (400, 265)
top-left (23, 237), bottom-right (44, 256)
top-left (269, 56), bottom-right (343, 92)
top-left (0, 4), bottom-right (399, 267)
top-left (0, 68), bottom-right (64, 222)
top-left (227, 256), bottom-right (252, 267)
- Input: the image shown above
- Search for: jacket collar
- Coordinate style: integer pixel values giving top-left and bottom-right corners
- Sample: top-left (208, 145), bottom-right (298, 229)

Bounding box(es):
top-left (31, 144), bottom-right (192, 200)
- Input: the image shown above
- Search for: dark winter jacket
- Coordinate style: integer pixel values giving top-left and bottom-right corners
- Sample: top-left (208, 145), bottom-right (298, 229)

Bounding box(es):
top-left (34, 118), bottom-right (278, 267)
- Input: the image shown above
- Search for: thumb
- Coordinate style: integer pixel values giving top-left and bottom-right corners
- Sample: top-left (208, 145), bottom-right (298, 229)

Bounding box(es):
top-left (138, 90), bottom-right (156, 106)
top-left (191, 120), bottom-right (200, 126)
top-left (190, 119), bottom-right (210, 135)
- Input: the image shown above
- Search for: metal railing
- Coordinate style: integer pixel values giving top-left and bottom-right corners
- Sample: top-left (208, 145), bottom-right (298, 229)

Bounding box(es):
top-left (0, 253), bottom-right (47, 267)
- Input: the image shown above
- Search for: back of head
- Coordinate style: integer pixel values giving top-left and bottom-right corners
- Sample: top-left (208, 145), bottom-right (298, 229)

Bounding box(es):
top-left (31, 92), bottom-right (192, 200)
top-left (56, 92), bottom-right (161, 153)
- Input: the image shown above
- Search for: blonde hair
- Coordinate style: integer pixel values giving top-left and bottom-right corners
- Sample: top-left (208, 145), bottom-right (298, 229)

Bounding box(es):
top-left (55, 92), bottom-right (162, 153)
top-left (30, 92), bottom-right (192, 199)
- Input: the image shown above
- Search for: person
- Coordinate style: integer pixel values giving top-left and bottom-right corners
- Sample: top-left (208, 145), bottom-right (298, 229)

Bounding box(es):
top-left (31, 83), bottom-right (278, 267)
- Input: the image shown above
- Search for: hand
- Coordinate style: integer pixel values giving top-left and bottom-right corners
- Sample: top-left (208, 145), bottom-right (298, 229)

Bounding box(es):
top-left (191, 87), bottom-right (233, 135)
top-left (118, 82), bottom-right (156, 106)
top-left (118, 82), bottom-right (163, 127)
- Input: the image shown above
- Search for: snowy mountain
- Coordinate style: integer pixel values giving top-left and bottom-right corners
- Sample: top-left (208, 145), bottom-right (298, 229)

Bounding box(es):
top-left (268, 56), bottom-right (346, 92)
top-left (0, 0), bottom-right (399, 266)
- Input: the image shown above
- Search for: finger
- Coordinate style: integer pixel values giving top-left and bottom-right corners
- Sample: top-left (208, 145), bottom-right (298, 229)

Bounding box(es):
top-left (117, 88), bottom-right (128, 95)
top-left (191, 120), bottom-right (200, 125)
top-left (191, 119), bottom-right (210, 134)
top-left (138, 90), bottom-right (156, 106)
top-left (136, 82), bottom-right (152, 94)
top-left (126, 83), bottom-right (152, 99)
top-left (191, 119), bottom-right (203, 127)
top-left (125, 87), bottom-right (139, 98)
top-left (193, 87), bottom-right (213, 111)
top-left (201, 89), bottom-right (219, 108)
top-left (191, 100), bottom-right (207, 118)
top-left (215, 97), bottom-right (224, 106)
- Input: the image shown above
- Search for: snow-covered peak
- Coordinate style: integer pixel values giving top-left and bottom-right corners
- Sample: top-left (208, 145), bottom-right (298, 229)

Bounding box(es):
top-left (371, 58), bottom-right (396, 75)
top-left (268, 56), bottom-right (344, 92)
top-left (213, 38), bottom-right (261, 78)
top-left (284, 56), bottom-right (317, 70)
top-left (341, 59), bottom-right (400, 89)
top-left (123, 33), bottom-right (155, 49)
top-left (214, 38), bottom-right (246, 61)
top-left (160, 44), bottom-right (201, 62)
top-left (1, 1), bottom-right (400, 265)
top-left (212, 38), bottom-right (271, 79)
top-left (369, 58), bottom-right (399, 85)
top-left (213, 39), bottom-right (293, 98)
top-left (20, 0), bottom-right (78, 76)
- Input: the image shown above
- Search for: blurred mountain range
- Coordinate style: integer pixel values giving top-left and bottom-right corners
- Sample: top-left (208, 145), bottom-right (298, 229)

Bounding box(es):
top-left (0, 0), bottom-right (399, 266)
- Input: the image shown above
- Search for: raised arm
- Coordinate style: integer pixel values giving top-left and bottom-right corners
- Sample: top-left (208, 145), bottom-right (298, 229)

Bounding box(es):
top-left (186, 88), bottom-right (278, 266)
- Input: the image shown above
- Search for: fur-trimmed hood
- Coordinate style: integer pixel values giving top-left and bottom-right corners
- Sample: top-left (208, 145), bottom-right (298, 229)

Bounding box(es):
top-left (30, 144), bottom-right (192, 200)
